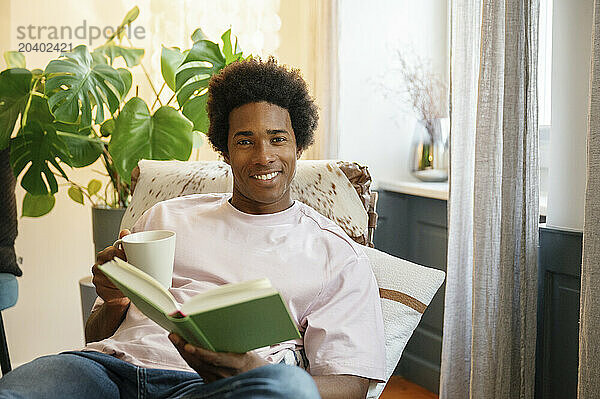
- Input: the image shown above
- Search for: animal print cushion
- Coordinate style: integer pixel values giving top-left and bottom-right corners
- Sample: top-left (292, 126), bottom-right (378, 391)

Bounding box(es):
top-left (121, 160), bottom-right (369, 243)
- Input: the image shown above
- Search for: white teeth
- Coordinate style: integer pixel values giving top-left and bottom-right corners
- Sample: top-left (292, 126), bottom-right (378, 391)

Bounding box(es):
top-left (253, 172), bottom-right (278, 180)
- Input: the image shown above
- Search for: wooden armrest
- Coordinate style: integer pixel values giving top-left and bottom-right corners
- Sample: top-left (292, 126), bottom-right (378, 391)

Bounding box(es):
top-left (131, 166), bottom-right (140, 194)
top-left (337, 161), bottom-right (378, 247)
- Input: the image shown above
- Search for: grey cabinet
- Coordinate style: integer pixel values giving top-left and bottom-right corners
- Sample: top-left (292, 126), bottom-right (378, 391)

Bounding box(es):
top-left (374, 190), bottom-right (448, 394)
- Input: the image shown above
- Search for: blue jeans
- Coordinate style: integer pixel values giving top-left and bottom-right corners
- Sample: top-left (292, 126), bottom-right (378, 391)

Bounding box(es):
top-left (0, 351), bottom-right (321, 398)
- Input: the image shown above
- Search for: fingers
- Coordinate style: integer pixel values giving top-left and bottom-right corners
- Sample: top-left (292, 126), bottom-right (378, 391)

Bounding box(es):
top-left (91, 264), bottom-right (114, 287)
top-left (95, 245), bottom-right (127, 265)
top-left (91, 231), bottom-right (131, 303)
top-left (91, 263), bottom-right (127, 303)
top-left (170, 334), bottom-right (231, 365)
top-left (169, 333), bottom-right (211, 374)
top-left (168, 334), bottom-right (241, 380)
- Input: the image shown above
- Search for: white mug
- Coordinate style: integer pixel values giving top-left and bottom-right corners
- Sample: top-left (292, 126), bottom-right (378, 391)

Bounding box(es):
top-left (113, 230), bottom-right (176, 289)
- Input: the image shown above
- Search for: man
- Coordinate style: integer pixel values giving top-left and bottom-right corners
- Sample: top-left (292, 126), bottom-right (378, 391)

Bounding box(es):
top-left (0, 58), bottom-right (385, 399)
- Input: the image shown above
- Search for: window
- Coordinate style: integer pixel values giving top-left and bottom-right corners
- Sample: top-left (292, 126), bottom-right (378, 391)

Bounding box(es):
top-left (538, 0), bottom-right (552, 210)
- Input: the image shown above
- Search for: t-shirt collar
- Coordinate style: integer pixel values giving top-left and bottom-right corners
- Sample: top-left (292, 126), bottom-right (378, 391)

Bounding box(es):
top-left (221, 194), bottom-right (300, 225)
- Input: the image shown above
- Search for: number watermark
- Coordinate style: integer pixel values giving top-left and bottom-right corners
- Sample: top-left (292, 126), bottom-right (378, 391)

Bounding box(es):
top-left (18, 42), bottom-right (73, 53)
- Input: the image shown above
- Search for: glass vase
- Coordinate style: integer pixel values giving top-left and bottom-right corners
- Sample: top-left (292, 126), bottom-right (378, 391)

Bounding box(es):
top-left (409, 118), bottom-right (449, 182)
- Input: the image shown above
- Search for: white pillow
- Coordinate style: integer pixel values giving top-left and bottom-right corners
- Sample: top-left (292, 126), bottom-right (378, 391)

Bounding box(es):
top-left (363, 246), bottom-right (446, 399)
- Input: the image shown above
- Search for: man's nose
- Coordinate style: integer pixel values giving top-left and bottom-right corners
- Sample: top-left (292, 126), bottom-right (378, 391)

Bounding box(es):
top-left (252, 141), bottom-right (276, 164)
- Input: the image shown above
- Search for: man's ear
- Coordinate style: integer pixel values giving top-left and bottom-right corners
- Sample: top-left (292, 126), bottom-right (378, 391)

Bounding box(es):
top-left (222, 152), bottom-right (230, 165)
top-left (296, 149), bottom-right (303, 160)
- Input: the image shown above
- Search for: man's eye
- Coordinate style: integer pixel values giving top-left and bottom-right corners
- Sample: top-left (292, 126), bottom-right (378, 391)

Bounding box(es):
top-left (272, 137), bottom-right (286, 143)
top-left (237, 139), bottom-right (252, 145)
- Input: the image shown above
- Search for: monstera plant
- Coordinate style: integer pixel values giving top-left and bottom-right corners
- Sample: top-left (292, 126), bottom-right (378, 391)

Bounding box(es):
top-left (0, 7), bottom-right (247, 217)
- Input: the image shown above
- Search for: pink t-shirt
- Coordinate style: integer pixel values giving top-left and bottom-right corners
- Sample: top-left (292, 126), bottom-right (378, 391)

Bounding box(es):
top-left (84, 193), bottom-right (386, 381)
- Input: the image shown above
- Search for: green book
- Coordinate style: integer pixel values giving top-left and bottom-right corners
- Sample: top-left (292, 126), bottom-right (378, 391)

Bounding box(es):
top-left (98, 258), bottom-right (301, 353)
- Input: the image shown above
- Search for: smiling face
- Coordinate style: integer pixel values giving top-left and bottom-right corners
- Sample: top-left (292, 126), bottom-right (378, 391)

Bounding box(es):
top-left (224, 101), bottom-right (300, 214)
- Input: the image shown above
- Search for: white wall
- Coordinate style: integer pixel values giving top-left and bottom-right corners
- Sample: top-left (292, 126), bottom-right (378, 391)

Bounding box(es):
top-left (546, 0), bottom-right (593, 230)
top-left (337, 0), bottom-right (449, 183)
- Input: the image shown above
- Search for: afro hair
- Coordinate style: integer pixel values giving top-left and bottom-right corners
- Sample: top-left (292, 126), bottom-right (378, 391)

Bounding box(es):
top-left (206, 57), bottom-right (319, 156)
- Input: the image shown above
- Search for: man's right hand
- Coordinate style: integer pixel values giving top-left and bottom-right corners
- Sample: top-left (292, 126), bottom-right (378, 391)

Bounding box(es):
top-left (91, 229), bottom-right (131, 304)
top-left (86, 229), bottom-right (132, 343)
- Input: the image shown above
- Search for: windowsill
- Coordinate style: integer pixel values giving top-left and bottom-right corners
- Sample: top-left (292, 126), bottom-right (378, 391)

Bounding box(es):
top-left (373, 179), bottom-right (449, 200)
top-left (374, 178), bottom-right (548, 217)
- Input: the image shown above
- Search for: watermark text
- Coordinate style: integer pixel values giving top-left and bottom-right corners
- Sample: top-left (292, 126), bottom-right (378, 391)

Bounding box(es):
top-left (16, 20), bottom-right (146, 47)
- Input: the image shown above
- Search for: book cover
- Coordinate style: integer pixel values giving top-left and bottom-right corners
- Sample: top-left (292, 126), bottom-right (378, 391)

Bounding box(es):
top-left (99, 258), bottom-right (301, 353)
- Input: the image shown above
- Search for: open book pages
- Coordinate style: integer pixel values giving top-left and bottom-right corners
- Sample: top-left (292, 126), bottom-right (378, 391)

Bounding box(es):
top-left (101, 257), bottom-right (179, 314)
top-left (180, 278), bottom-right (276, 316)
top-left (100, 258), bottom-right (278, 316)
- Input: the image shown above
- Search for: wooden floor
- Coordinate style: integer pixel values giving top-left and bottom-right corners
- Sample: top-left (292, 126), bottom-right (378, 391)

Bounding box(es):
top-left (380, 376), bottom-right (438, 399)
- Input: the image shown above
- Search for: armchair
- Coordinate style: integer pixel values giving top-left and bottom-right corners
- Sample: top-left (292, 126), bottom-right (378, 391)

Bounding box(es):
top-left (121, 159), bottom-right (445, 399)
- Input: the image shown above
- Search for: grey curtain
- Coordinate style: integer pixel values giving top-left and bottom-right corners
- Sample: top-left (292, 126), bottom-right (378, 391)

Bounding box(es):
top-left (578, 0), bottom-right (600, 395)
top-left (440, 0), bottom-right (539, 397)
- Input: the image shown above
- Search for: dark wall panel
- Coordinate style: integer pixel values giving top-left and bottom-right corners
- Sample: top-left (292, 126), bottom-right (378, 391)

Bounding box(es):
top-left (536, 227), bottom-right (582, 399)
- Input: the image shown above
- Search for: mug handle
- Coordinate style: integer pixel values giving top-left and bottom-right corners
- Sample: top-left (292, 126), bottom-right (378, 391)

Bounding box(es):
top-left (113, 239), bottom-right (123, 250)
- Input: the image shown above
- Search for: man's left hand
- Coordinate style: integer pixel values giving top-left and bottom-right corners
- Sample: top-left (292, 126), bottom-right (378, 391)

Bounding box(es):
top-left (168, 333), bottom-right (269, 383)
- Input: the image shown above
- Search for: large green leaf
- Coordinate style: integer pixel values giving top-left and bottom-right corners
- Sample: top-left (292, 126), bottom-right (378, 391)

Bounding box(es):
top-left (221, 29), bottom-right (244, 65)
top-left (55, 126), bottom-right (104, 167)
top-left (174, 31), bottom-right (244, 128)
top-left (117, 68), bottom-right (132, 98)
top-left (0, 68), bottom-right (32, 149)
top-left (44, 45), bottom-right (127, 127)
top-left (191, 27), bottom-right (208, 43)
top-left (108, 97), bottom-right (193, 184)
top-left (4, 51), bottom-right (26, 69)
top-left (91, 51), bottom-right (109, 66)
top-left (161, 46), bottom-right (186, 92)
top-left (22, 192), bottom-right (55, 217)
top-left (176, 75), bottom-right (210, 110)
top-left (182, 92), bottom-right (209, 133)
top-left (27, 95), bottom-right (54, 126)
top-left (10, 121), bottom-right (71, 195)
top-left (93, 43), bottom-right (144, 67)
top-left (42, 87), bottom-right (104, 169)
top-left (175, 40), bottom-right (225, 107)
top-left (107, 6), bottom-right (140, 41)
top-left (121, 6), bottom-right (140, 25)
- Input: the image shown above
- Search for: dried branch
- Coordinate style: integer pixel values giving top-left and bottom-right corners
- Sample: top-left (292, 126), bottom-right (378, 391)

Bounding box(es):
top-left (395, 51), bottom-right (448, 140)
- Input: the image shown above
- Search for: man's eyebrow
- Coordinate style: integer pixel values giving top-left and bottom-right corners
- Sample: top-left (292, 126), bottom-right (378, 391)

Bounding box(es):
top-left (266, 129), bottom-right (289, 135)
top-left (232, 129), bottom-right (289, 138)
top-left (232, 131), bottom-right (253, 138)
